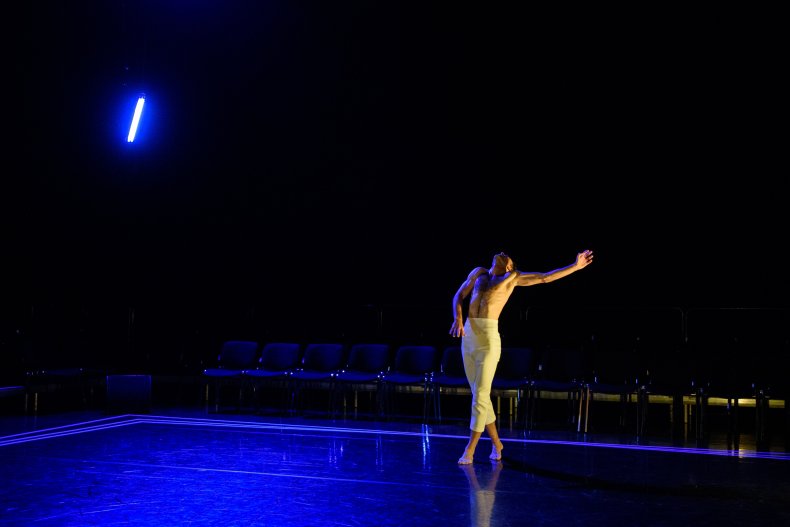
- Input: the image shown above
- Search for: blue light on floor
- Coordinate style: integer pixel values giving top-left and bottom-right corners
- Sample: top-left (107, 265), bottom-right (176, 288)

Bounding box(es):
top-left (3, 414), bottom-right (789, 461)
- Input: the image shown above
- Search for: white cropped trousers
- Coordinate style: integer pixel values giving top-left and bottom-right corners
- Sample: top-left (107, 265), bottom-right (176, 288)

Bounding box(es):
top-left (461, 318), bottom-right (501, 432)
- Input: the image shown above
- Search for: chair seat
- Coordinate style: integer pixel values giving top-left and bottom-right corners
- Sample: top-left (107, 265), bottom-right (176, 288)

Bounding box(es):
top-left (531, 379), bottom-right (583, 392)
top-left (698, 381), bottom-right (756, 398)
top-left (643, 380), bottom-right (693, 396)
top-left (244, 369), bottom-right (292, 379)
top-left (382, 373), bottom-right (427, 385)
top-left (39, 367), bottom-right (89, 377)
top-left (334, 371), bottom-right (383, 384)
top-left (431, 374), bottom-right (468, 388)
top-left (491, 379), bottom-right (528, 391)
top-left (291, 370), bottom-right (336, 382)
top-left (0, 386), bottom-right (25, 397)
top-left (588, 381), bottom-right (637, 395)
top-left (203, 368), bottom-right (245, 378)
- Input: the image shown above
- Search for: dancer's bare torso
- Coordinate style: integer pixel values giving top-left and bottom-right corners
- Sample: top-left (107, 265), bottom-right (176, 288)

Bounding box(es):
top-left (467, 268), bottom-right (518, 320)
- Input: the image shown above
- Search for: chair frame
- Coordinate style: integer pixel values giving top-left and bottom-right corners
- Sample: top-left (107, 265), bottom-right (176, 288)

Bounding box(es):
top-left (380, 345), bottom-right (439, 422)
top-left (245, 342), bottom-right (303, 414)
top-left (431, 345), bottom-right (470, 422)
top-left (202, 340), bottom-right (260, 411)
top-left (331, 343), bottom-right (391, 417)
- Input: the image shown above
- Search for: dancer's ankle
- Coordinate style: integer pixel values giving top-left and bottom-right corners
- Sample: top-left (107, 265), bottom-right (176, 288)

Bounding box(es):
top-left (489, 440), bottom-right (503, 461)
top-left (458, 447), bottom-right (474, 463)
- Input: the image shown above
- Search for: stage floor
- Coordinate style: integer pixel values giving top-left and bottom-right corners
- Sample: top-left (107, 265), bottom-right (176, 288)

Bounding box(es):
top-left (1, 407), bottom-right (789, 527)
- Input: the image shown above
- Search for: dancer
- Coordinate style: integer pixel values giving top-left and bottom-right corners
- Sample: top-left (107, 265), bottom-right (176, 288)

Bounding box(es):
top-left (450, 250), bottom-right (594, 464)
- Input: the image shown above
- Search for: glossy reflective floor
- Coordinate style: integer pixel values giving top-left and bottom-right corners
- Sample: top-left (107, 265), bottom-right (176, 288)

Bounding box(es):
top-left (1, 397), bottom-right (789, 527)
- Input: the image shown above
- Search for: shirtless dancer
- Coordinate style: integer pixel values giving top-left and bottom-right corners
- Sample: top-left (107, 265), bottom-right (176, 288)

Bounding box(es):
top-left (449, 250), bottom-right (594, 464)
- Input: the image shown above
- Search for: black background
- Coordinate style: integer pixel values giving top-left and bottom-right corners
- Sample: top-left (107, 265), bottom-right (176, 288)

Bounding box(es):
top-left (10, 1), bottom-right (787, 312)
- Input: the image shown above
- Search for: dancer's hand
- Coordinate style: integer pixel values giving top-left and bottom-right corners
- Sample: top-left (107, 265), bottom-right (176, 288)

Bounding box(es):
top-left (576, 249), bottom-right (594, 269)
top-left (449, 319), bottom-right (465, 338)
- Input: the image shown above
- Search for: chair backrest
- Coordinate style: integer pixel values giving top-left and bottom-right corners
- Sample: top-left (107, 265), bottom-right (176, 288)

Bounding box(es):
top-left (642, 338), bottom-right (692, 391)
top-left (259, 342), bottom-right (302, 370)
top-left (496, 346), bottom-right (536, 381)
top-left (346, 343), bottom-right (391, 373)
top-left (536, 343), bottom-right (588, 383)
top-left (440, 345), bottom-right (465, 376)
top-left (688, 332), bottom-right (738, 383)
top-left (301, 343), bottom-right (347, 371)
top-left (393, 345), bottom-right (439, 374)
top-left (218, 341), bottom-right (260, 369)
top-left (589, 334), bottom-right (639, 384)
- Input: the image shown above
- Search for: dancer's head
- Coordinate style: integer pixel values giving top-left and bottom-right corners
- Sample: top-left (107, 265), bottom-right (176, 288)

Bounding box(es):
top-left (491, 252), bottom-right (515, 274)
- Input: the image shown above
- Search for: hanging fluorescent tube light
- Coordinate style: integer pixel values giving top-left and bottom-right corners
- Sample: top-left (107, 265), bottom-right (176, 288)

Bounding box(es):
top-left (127, 94), bottom-right (146, 142)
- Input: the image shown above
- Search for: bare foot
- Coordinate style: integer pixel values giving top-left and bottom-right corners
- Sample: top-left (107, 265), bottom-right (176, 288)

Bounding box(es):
top-left (458, 449), bottom-right (474, 465)
top-left (489, 440), bottom-right (503, 461)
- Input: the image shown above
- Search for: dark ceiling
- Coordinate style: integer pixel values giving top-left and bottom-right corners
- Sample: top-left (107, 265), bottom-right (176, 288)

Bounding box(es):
top-left (10, 1), bottom-right (786, 309)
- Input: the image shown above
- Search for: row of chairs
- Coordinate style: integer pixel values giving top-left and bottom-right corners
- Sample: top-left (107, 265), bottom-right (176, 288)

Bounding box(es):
top-left (203, 338), bottom-right (788, 442)
top-left (202, 341), bottom-right (592, 430)
top-left (203, 341), bottom-right (437, 419)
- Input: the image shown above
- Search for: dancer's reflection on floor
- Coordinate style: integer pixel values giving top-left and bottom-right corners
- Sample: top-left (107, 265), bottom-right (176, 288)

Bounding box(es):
top-left (459, 460), bottom-right (503, 527)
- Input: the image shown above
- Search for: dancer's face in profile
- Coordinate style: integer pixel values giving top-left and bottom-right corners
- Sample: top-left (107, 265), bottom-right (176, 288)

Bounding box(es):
top-left (492, 252), bottom-right (515, 273)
